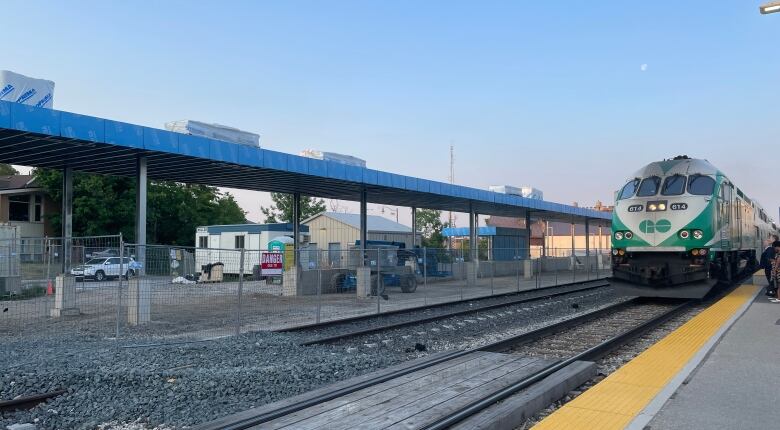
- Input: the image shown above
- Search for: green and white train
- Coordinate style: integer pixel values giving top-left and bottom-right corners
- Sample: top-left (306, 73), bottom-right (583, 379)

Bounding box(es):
top-left (611, 156), bottom-right (777, 298)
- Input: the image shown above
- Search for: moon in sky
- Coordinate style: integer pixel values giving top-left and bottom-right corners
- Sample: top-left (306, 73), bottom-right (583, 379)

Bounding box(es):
top-left (640, 64), bottom-right (648, 72)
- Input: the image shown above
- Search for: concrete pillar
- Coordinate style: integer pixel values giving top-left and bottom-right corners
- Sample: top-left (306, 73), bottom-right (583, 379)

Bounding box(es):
top-left (523, 259), bottom-right (532, 279)
top-left (282, 268), bottom-right (301, 296)
top-left (50, 275), bottom-right (79, 317)
top-left (127, 277), bottom-right (150, 325)
top-left (61, 166), bottom-right (73, 273)
top-left (356, 266), bottom-right (371, 298)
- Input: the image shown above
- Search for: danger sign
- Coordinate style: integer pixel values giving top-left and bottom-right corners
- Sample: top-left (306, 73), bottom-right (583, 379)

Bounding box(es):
top-left (261, 252), bottom-right (283, 276)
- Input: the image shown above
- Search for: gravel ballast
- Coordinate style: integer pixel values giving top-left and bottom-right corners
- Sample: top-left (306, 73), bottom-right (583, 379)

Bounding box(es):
top-left (0, 288), bottom-right (624, 429)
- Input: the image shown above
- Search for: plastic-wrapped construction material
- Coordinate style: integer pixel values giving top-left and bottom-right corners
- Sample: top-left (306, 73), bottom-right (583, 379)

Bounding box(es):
top-left (164, 120), bottom-right (260, 146)
top-left (0, 70), bottom-right (55, 108)
top-left (489, 185), bottom-right (544, 200)
top-left (299, 149), bottom-right (366, 167)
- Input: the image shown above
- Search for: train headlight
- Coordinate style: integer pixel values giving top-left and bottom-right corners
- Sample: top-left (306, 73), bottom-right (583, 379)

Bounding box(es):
top-left (648, 204), bottom-right (657, 212)
top-left (612, 249), bottom-right (619, 256)
top-left (624, 231), bottom-right (633, 239)
top-left (692, 230), bottom-right (703, 239)
top-left (618, 249), bottom-right (625, 255)
top-left (658, 203), bottom-right (666, 211)
top-left (700, 248), bottom-right (708, 255)
top-left (615, 232), bottom-right (624, 240)
top-left (679, 230), bottom-right (690, 239)
top-left (692, 249), bottom-right (700, 256)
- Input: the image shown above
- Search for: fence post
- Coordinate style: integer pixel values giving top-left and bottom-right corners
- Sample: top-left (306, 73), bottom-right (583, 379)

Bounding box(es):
top-left (116, 234), bottom-right (124, 338)
top-left (236, 248), bottom-right (245, 336)
top-left (316, 250), bottom-right (322, 324)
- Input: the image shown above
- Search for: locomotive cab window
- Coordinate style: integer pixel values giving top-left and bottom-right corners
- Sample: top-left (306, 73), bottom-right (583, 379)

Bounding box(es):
top-left (688, 175), bottom-right (716, 196)
top-left (618, 178), bottom-right (640, 200)
top-left (636, 176), bottom-right (661, 197)
top-left (661, 175), bottom-right (686, 196)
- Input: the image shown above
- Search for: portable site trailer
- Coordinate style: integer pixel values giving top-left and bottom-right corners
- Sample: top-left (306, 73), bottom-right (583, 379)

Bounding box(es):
top-left (195, 223), bottom-right (309, 275)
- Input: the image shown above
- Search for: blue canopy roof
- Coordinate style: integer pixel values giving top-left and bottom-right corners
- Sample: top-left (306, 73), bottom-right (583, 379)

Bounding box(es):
top-left (0, 101), bottom-right (610, 223)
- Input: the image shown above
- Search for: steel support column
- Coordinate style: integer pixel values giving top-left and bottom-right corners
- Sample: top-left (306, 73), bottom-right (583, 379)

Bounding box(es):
top-left (585, 219), bottom-right (590, 257)
top-left (135, 156), bottom-right (147, 272)
top-left (570, 217), bottom-right (575, 256)
top-left (292, 192), bottom-right (301, 285)
top-left (360, 188), bottom-right (368, 265)
top-left (411, 207), bottom-right (417, 247)
top-left (61, 166), bottom-right (73, 273)
top-left (469, 205), bottom-right (476, 262)
top-left (525, 210), bottom-right (532, 259)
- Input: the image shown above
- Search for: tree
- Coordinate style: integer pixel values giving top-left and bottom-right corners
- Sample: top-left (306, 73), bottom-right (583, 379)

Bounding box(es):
top-left (415, 208), bottom-right (451, 248)
top-left (0, 164), bottom-right (19, 175)
top-left (261, 192), bottom-right (326, 223)
top-left (33, 168), bottom-right (246, 246)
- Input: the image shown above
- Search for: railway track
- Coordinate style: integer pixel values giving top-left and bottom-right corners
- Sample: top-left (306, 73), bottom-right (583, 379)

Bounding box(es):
top-left (195, 293), bottom-right (692, 430)
top-left (0, 389), bottom-right (67, 413)
top-left (423, 299), bottom-right (689, 429)
top-left (297, 279), bottom-right (611, 345)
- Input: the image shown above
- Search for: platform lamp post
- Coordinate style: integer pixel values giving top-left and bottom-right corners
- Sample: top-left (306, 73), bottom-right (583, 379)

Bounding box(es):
top-left (760, 1), bottom-right (780, 14)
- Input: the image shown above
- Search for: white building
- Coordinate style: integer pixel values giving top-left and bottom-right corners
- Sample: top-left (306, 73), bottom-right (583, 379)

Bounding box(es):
top-left (194, 223), bottom-right (309, 275)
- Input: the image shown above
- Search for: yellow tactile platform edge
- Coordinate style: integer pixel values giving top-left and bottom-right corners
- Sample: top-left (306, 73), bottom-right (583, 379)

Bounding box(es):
top-left (532, 282), bottom-right (760, 430)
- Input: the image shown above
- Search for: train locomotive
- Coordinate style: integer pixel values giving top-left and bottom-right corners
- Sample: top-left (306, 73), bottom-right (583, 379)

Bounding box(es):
top-left (610, 156), bottom-right (777, 298)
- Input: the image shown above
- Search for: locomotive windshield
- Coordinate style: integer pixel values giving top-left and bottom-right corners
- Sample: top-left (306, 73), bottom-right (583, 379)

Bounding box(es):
top-left (661, 174), bottom-right (686, 196)
top-left (636, 176), bottom-right (661, 197)
top-left (688, 175), bottom-right (716, 195)
top-left (618, 178), bottom-right (640, 200)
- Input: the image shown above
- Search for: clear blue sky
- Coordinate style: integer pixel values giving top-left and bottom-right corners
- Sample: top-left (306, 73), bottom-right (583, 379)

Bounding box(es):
top-left (4, 1), bottom-right (779, 225)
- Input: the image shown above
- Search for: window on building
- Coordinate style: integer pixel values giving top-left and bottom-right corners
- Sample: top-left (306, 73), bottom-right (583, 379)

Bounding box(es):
top-left (8, 195), bottom-right (30, 222)
top-left (234, 235), bottom-right (245, 249)
top-left (34, 195), bottom-right (42, 222)
top-left (198, 236), bottom-right (208, 248)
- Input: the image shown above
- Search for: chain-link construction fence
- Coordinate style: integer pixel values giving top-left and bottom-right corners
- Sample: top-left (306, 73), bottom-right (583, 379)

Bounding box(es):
top-left (0, 235), bottom-right (612, 342)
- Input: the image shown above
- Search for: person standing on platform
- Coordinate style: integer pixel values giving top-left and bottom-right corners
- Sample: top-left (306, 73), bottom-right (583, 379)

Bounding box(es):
top-left (761, 235), bottom-right (779, 297)
top-left (769, 240), bottom-right (780, 303)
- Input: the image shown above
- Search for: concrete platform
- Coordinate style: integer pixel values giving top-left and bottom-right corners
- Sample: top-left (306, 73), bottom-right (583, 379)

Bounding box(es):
top-left (534, 278), bottom-right (763, 430)
top-left (646, 291), bottom-right (780, 430)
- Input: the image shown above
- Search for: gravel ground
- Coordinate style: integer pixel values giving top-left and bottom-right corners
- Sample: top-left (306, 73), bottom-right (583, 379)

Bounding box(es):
top-left (0, 331), bottom-right (418, 430)
top-left (0, 286), bottom-right (624, 430)
top-left (294, 281), bottom-right (609, 341)
top-left (516, 303), bottom-right (707, 429)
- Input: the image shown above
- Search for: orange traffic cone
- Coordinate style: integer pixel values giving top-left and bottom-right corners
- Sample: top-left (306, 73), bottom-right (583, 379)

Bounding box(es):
top-left (46, 280), bottom-right (54, 295)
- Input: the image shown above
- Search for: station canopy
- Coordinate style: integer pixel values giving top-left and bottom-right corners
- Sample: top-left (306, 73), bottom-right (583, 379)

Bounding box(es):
top-left (0, 101), bottom-right (610, 223)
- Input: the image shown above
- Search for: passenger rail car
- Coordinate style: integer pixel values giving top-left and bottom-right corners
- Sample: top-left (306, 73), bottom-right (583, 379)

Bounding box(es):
top-left (611, 156), bottom-right (777, 298)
